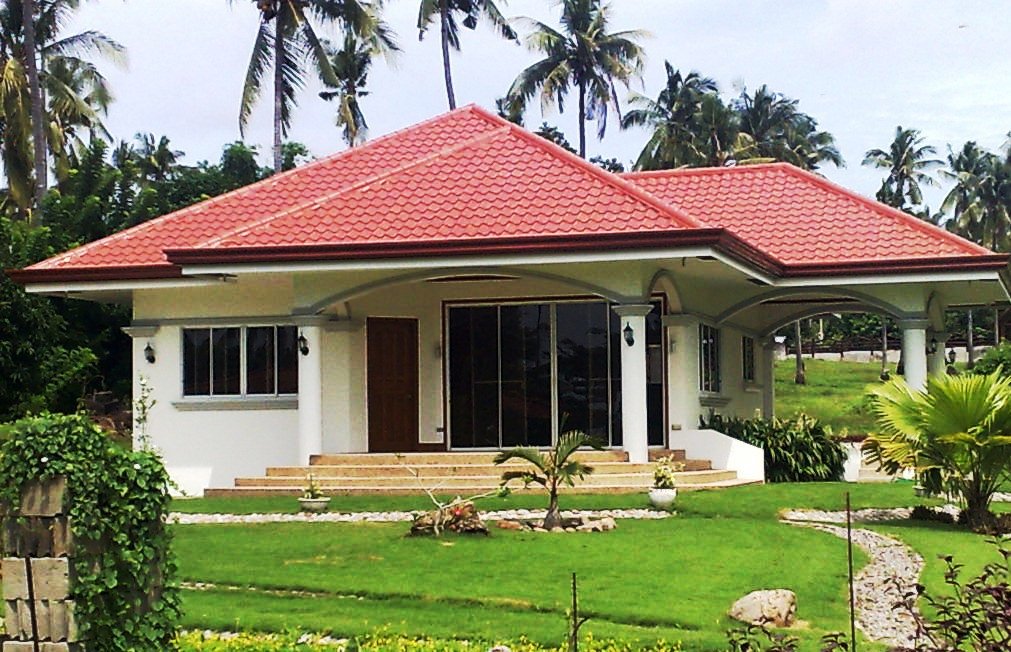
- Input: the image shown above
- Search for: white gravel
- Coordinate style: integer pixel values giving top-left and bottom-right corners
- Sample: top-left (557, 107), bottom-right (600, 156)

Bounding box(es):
top-left (781, 508), bottom-right (930, 647)
top-left (169, 507), bottom-right (671, 525)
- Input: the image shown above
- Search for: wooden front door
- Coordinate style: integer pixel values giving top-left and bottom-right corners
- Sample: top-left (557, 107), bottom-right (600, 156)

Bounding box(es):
top-left (367, 317), bottom-right (419, 452)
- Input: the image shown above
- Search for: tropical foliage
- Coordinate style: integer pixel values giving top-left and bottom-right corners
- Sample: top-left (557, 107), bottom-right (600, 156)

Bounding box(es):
top-left (235, 0), bottom-right (394, 171)
top-left (865, 371), bottom-right (1011, 529)
top-left (506, 0), bottom-right (647, 157)
top-left (940, 137), bottom-right (1011, 250)
top-left (0, 0), bottom-right (125, 220)
top-left (318, 32), bottom-right (374, 146)
top-left (417, 0), bottom-right (516, 109)
top-left (621, 63), bottom-right (842, 172)
top-left (862, 126), bottom-right (942, 211)
top-left (493, 430), bottom-right (602, 529)
top-left (702, 413), bottom-right (846, 483)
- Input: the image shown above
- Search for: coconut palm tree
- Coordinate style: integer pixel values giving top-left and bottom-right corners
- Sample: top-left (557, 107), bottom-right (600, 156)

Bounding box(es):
top-left (865, 370), bottom-right (1011, 530)
top-left (0, 0), bottom-right (124, 221)
top-left (132, 133), bottom-right (183, 184)
top-left (942, 140), bottom-right (1011, 252)
top-left (506, 0), bottom-right (647, 158)
top-left (417, 0), bottom-right (516, 110)
top-left (318, 32), bottom-right (373, 146)
top-left (862, 126), bottom-right (942, 212)
top-left (620, 62), bottom-right (718, 170)
top-left (493, 430), bottom-right (602, 530)
top-left (235, 0), bottom-right (394, 173)
top-left (734, 85), bottom-right (842, 172)
top-left (21, 0), bottom-right (44, 222)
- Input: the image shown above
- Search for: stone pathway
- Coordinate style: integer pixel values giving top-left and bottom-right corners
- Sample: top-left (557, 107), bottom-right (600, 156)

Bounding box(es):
top-left (780, 507), bottom-right (936, 647)
top-left (169, 507), bottom-right (671, 525)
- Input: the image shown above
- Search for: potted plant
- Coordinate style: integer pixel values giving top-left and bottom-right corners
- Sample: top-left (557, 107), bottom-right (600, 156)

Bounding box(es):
top-left (648, 456), bottom-right (681, 509)
top-left (298, 473), bottom-right (331, 513)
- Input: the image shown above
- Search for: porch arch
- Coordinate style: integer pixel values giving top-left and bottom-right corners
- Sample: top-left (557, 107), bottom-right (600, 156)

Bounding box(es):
top-left (714, 286), bottom-right (915, 329)
top-left (297, 266), bottom-right (639, 314)
top-left (645, 270), bottom-right (686, 313)
top-left (759, 304), bottom-right (892, 337)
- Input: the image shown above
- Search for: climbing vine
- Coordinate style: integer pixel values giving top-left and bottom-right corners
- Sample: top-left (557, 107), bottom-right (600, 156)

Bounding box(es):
top-left (0, 412), bottom-right (179, 651)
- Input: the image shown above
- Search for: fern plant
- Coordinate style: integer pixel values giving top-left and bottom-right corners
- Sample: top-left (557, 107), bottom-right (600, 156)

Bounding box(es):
top-left (493, 430), bottom-right (603, 530)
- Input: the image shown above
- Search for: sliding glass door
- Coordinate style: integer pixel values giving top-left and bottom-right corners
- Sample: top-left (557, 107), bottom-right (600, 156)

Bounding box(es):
top-left (447, 299), bottom-right (663, 449)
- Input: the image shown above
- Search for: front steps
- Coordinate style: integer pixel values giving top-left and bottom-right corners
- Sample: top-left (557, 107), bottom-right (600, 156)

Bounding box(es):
top-left (205, 449), bottom-right (761, 497)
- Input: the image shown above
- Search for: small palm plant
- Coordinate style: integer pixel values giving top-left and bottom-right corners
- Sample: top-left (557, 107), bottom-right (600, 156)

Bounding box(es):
top-left (865, 370), bottom-right (1011, 530)
top-left (493, 430), bottom-right (603, 530)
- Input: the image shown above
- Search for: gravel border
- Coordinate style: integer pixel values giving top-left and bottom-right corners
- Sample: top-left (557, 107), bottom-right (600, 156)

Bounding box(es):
top-left (781, 509), bottom-right (928, 647)
top-left (169, 507), bottom-right (671, 525)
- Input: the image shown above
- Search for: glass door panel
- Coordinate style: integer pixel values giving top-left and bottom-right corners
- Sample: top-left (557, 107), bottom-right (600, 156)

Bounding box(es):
top-left (448, 306), bottom-right (500, 448)
top-left (500, 305), bottom-right (552, 446)
top-left (556, 302), bottom-right (612, 441)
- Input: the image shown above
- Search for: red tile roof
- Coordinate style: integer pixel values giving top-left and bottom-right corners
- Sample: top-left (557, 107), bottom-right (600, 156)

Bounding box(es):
top-left (622, 164), bottom-right (992, 267)
top-left (10, 104), bottom-right (1006, 284)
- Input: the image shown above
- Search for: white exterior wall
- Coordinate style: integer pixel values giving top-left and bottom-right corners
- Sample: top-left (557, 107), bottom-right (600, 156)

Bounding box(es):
top-left (127, 268), bottom-right (780, 492)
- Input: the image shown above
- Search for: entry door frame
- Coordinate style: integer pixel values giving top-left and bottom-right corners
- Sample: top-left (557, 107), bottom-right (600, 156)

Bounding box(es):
top-left (366, 316), bottom-right (421, 453)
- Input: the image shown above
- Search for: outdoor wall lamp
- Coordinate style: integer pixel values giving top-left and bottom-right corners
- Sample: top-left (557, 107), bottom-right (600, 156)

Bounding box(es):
top-left (144, 342), bottom-right (156, 364)
top-left (927, 337), bottom-right (938, 355)
top-left (298, 333), bottom-right (310, 356)
top-left (947, 348), bottom-right (957, 365)
top-left (623, 322), bottom-right (634, 347)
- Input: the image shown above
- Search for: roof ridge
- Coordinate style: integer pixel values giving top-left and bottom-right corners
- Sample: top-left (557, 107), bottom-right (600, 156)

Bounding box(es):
top-left (465, 105), bottom-right (703, 229)
top-left (198, 122), bottom-right (513, 248)
top-left (780, 164), bottom-right (993, 256)
top-left (28, 105), bottom-right (491, 270)
top-left (620, 162), bottom-right (788, 179)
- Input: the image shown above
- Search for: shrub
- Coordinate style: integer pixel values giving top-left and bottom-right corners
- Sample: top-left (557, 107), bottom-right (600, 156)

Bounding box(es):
top-left (910, 505), bottom-right (956, 525)
top-left (865, 371), bottom-right (1011, 531)
top-left (701, 414), bottom-right (846, 482)
top-left (0, 412), bottom-right (179, 651)
top-left (971, 341), bottom-right (1011, 376)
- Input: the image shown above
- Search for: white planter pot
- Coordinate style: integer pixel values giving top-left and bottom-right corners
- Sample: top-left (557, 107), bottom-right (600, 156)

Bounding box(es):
top-left (298, 497), bottom-right (331, 513)
top-left (648, 487), bottom-right (678, 509)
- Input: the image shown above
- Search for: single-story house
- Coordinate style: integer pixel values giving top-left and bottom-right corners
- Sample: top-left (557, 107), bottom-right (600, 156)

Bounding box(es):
top-left (10, 105), bottom-right (1009, 495)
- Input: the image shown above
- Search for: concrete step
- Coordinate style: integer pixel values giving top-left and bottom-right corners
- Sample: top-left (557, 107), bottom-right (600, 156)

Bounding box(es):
top-left (267, 459), bottom-right (712, 478)
top-left (234, 469), bottom-right (738, 489)
top-left (308, 450), bottom-right (635, 466)
top-left (206, 477), bottom-right (750, 498)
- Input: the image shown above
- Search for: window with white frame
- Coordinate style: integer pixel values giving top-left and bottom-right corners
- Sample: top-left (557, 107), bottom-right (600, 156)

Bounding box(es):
top-left (699, 324), bottom-right (721, 393)
top-left (742, 336), bottom-right (756, 383)
top-left (182, 326), bottom-right (299, 397)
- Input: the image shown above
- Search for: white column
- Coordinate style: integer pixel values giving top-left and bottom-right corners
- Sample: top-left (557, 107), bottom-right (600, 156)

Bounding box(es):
top-left (761, 337), bottom-right (776, 419)
top-left (928, 331), bottom-right (949, 377)
top-left (663, 314), bottom-right (701, 433)
top-left (297, 324), bottom-right (324, 462)
top-left (899, 319), bottom-right (929, 391)
top-left (613, 304), bottom-right (653, 464)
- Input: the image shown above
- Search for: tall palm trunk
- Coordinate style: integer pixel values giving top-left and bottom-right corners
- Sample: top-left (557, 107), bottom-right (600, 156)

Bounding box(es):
top-left (22, 0), bottom-right (46, 224)
top-left (577, 80), bottom-right (586, 158)
top-left (967, 309), bottom-right (975, 369)
top-left (880, 319), bottom-right (889, 380)
top-left (793, 320), bottom-right (805, 384)
top-left (440, 1), bottom-right (456, 109)
top-left (272, 21), bottom-right (284, 173)
top-left (543, 478), bottom-right (562, 530)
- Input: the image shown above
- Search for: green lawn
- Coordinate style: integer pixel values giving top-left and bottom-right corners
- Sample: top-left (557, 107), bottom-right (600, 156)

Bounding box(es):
top-left (775, 358), bottom-right (894, 435)
top-left (172, 483), bottom-right (952, 651)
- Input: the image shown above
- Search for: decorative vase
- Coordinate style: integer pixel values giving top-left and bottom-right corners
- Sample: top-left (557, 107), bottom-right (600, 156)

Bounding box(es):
top-left (648, 487), bottom-right (678, 509)
top-left (298, 497), bottom-right (331, 513)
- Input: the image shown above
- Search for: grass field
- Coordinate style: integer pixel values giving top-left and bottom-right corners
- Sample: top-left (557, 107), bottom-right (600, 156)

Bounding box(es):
top-left (171, 483), bottom-right (956, 651)
top-left (775, 358), bottom-right (895, 435)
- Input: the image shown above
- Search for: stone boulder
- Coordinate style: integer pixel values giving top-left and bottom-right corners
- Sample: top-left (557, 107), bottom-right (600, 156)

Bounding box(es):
top-left (728, 589), bottom-right (797, 627)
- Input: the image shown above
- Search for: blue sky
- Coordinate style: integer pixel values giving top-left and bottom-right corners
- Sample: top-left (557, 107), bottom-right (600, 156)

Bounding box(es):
top-left (66, 0), bottom-right (1011, 210)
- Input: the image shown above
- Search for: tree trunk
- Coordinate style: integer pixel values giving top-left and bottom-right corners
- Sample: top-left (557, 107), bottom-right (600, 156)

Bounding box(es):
top-left (543, 483), bottom-right (562, 530)
top-left (967, 309), bottom-right (975, 369)
top-left (577, 81), bottom-right (586, 158)
top-left (272, 20), bottom-right (284, 174)
top-left (22, 0), bottom-right (46, 225)
top-left (880, 319), bottom-right (889, 380)
top-left (793, 320), bottom-right (806, 385)
top-left (440, 1), bottom-right (456, 109)
top-left (995, 307), bottom-right (1000, 346)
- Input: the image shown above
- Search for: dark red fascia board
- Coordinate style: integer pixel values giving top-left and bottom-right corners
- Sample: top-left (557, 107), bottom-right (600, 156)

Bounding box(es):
top-left (163, 228), bottom-right (786, 275)
top-left (780, 254), bottom-right (1010, 278)
top-left (5, 264), bottom-right (182, 285)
